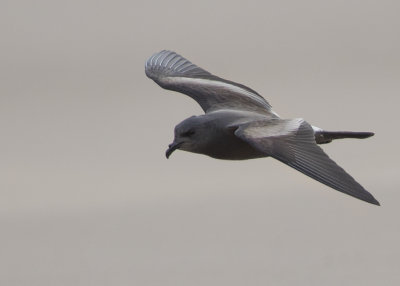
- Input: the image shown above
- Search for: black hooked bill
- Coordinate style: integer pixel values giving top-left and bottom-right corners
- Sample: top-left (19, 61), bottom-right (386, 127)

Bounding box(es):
top-left (165, 142), bottom-right (183, 158)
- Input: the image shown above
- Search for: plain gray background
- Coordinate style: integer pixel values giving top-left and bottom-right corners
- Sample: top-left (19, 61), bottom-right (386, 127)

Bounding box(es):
top-left (1, 0), bottom-right (399, 285)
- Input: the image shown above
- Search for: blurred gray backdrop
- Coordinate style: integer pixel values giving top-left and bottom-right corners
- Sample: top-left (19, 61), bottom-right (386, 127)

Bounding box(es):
top-left (1, 0), bottom-right (399, 285)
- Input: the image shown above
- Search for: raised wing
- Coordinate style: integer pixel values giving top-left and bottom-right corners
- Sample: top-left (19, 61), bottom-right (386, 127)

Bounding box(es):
top-left (235, 119), bottom-right (379, 205)
top-left (145, 50), bottom-right (276, 115)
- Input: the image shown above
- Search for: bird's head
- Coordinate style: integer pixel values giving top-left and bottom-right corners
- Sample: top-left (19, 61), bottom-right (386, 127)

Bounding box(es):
top-left (165, 116), bottom-right (208, 158)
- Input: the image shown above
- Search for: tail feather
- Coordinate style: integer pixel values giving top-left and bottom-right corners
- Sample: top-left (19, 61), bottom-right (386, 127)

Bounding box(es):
top-left (315, 131), bottom-right (374, 144)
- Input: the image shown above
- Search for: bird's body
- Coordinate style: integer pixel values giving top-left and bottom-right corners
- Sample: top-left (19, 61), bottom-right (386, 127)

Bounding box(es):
top-left (145, 50), bottom-right (379, 205)
top-left (176, 110), bottom-right (268, 160)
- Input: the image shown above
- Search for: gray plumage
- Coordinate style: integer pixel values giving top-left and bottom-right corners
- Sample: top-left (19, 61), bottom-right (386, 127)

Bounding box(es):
top-left (145, 50), bottom-right (379, 205)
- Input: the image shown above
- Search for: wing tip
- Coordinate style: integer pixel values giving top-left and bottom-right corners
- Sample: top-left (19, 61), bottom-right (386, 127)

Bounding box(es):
top-left (145, 50), bottom-right (213, 81)
top-left (368, 195), bottom-right (380, 206)
top-left (145, 50), bottom-right (176, 78)
top-left (145, 50), bottom-right (192, 80)
top-left (338, 184), bottom-right (380, 206)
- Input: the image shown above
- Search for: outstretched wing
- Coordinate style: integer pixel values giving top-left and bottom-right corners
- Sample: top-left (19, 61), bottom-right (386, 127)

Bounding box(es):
top-left (235, 118), bottom-right (379, 205)
top-left (145, 50), bottom-right (276, 116)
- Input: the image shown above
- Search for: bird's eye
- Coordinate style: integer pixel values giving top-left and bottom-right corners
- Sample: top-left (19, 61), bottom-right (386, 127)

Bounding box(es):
top-left (182, 130), bottom-right (195, 137)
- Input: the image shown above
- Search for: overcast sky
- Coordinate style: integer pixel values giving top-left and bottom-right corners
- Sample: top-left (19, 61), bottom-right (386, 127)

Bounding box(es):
top-left (1, 1), bottom-right (399, 285)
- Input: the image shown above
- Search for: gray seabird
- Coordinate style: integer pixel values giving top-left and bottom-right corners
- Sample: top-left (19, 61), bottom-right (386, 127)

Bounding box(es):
top-left (145, 50), bottom-right (379, 205)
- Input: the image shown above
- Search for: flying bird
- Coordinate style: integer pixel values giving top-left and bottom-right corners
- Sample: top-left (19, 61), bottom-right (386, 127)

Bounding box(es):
top-left (145, 50), bottom-right (379, 205)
